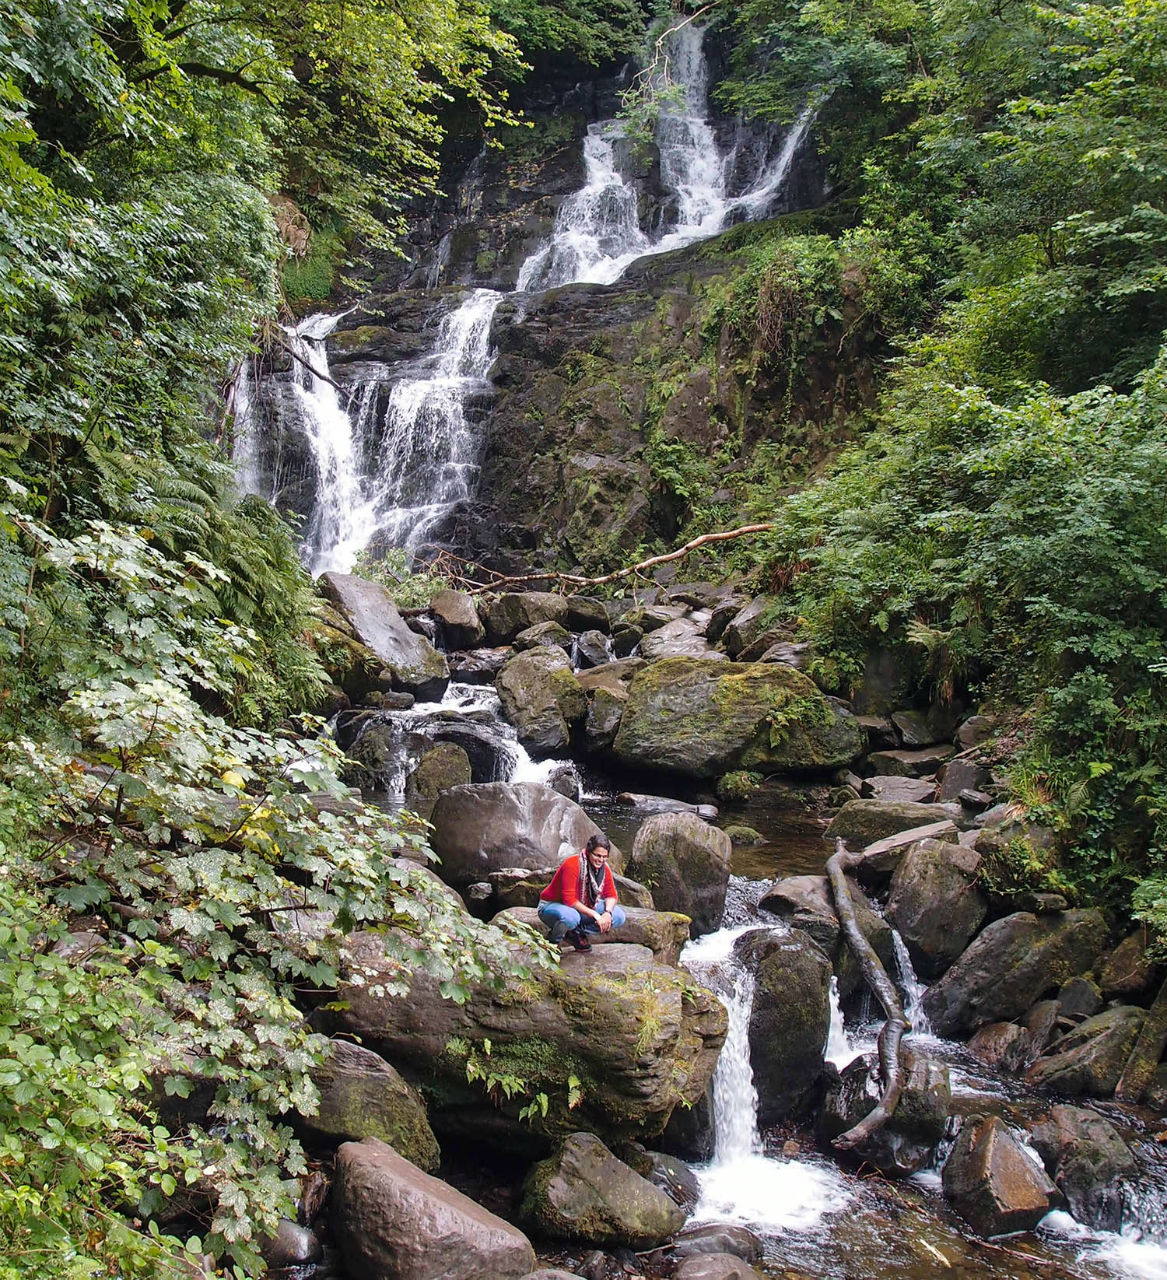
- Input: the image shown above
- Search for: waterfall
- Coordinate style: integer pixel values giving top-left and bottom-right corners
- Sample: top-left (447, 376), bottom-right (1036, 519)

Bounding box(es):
top-left (890, 928), bottom-right (934, 1037)
top-left (825, 975), bottom-right (859, 1070)
top-left (239, 24), bottom-right (815, 574)
top-left (682, 926), bottom-right (853, 1232)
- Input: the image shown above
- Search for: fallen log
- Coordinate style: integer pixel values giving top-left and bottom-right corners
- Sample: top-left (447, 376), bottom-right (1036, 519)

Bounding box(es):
top-left (826, 837), bottom-right (909, 1150)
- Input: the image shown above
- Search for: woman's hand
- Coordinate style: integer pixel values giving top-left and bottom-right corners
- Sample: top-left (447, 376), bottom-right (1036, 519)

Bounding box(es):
top-left (597, 909), bottom-right (613, 933)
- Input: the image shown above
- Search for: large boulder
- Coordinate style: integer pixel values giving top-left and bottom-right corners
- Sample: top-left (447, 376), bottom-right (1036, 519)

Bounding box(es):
top-left (829, 800), bottom-right (960, 849)
top-left (722, 597), bottom-right (780, 657)
top-left (611, 658), bottom-right (862, 779)
top-left (483, 592), bottom-right (569, 644)
top-left (326, 936), bottom-right (726, 1146)
top-left (1100, 930), bottom-right (1160, 998)
top-left (819, 1046), bottom-right (950, 1175)
top-left (626, 812), bottom-right (732, 937)
top-left (301, 1041), bottom-right (440, 1170)
top-left (736, 929), bottom-right (832, 1123)
top-left (639, 618), bottom-right (725, 661)
top-left (429, 782), bottom-right (622, 889)
top-left (496, 648), bottom-right (586, 757)
top-left (519, 1132), bottom-right (685, 1247)
top-left (321, 572), bottom-right (449, 701)
top-left (1029, 1105), bottom-right (1136, 1231)
top-left (922, 910), bottom-right (1108, 1037)
top-left (941, 1115), bottom-right (1061, 1238)
top-left (885, 839), bottom-right (988, 978)
top-left (584, 685), bottom-right (627, 752)
top-left (1026, 1006), bottom-right (1145, 1097)
top-left (331, 1138), bottom-right (535, 1280)
top-left (430, 589), bottom-right (486, 649)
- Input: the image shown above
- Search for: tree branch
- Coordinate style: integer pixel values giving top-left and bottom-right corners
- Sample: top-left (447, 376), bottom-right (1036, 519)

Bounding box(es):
top-left (826, 837), bottom-right (909, 1150)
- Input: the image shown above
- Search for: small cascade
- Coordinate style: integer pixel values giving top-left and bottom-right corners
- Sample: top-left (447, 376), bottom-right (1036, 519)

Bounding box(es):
top-left (682, 926), bottom-right (853, 1233)
top-left (230, 356), bottom-right (266, 501)
top-left (891, 927), bottom-right (934, 1037)
top-left (825, 976), bottom-right (859, 1070)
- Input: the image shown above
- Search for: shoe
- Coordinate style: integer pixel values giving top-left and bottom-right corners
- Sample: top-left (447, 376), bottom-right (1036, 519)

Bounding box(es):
top-left (567, 927), bottom-right (592, 952)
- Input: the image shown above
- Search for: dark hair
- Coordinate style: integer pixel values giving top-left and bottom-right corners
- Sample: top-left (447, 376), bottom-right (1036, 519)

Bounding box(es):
top-left (585, 833), bottom-right (611, 854)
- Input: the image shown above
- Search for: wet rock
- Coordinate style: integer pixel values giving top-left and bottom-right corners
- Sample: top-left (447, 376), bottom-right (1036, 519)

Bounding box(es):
top-left (302, 1041), bottom-right (440, 1170)
top-left (404, 742), bottom-right (472, 820)
top-left (659, 1087), bottom-right (715, 1161)
top-left (575, 657), bottom-right (646, 695)
top-left (565, 595), bottom-right (610, 633)
top-left (1030, 1105), bottom-right (1136, 1231)
top-left (429, 781), bottom-right (622, 889)
top-left (757, 639), bottom-right (813, 669)
top-left (575, 629), bottom-right (611, 669)
top-left (1101, 930), bottom-right (1160, 998)
top-left (645, 1151), bottom-right (701, 1209)
top-left (860, 775), bottom-right (937, 804)
top-left (1116, 976), bottom-right (1167, 1103)
top-left (1144, 1063), bottom-right (1167, 1111)
top-left (519, 1132), bottom-right (685, 1247)
top-left (1023, 1001), bottom-right (1062, 1060)
top-left (922, 910), bottom-right (1109, 1037)
top-left (674, 1256), bottom-right (763, 1280)
top-left (829, 800), bottom-right (960, 849)
top-left (885, 838), bottom-right (988, 978)
top-left (850, 820), bottom-right (960, 882)
top-left (820, 1046), bottom-right (950, 1175)
top-left (496, 647), bottom-right (586, 756)
top-left (612, 657), bottom-right (862, 779)
top-left (626, 602), bottom-right (688, 632)
top-left (329, 936), bottom-right (726, 1145)
top-left (943, 1116), bottom-right (1061, 1238)
top-left (756, 873), bottom-right (894, 1001)
top-left (854, 714), bottom-right (898, 750)
top-left (639, 617), bottom-right (725, 660)
top-left (583, 685), bottom-right (626, 752)
top-left (865, 745), bottom-right (955, 777)
top-left (706, 597), bottom-right (747, 645)
top-left (332, 1137), bottom-right (536, 1280)
top-left (260, 1219), bottom-right (322, 1268)
top-left (673, 1223), bottom-right (763, 1262)
top-left (611, 621), bottom-right (642, 656)
top-left (515, 620), bottom-right (573, 652)
top-left (1027, 1006), bottom-right (1145, 1096)
top-left (1058, 977), bottom-right (1103, 1020)
top-left (617, 793), bottom-right (718, 819)
top-left (737, 928), bottom-right (832, 1122)
top-left (448, 647), bottom-right (511, 684)
top-left (626, 811), bottom-right (732, 937)
top-left (499, 906), bottom-right (690, 967)
top-left (320, 573), bottom-right (450, 701)
top-left (430, 589), bottom-right (486, 649)
top-left (483, 591), bottom-right (570, 644)
top-left (519, 1271), bottom-right (585, 1280)
top-left (967, 1022), bottom-right (1031, 1074)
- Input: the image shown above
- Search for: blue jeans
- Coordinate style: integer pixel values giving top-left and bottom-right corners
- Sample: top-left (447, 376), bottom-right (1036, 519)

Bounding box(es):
top-left (537, 901), bottom-right (627, 941)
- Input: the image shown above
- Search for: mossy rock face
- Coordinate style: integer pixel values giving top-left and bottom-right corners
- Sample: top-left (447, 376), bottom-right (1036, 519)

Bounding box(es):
top-left (519, 1132), bottom-right (685, 1247)
top-left (496, 648), bottom-right (586, 757)
top-left (611, 658), bottom-right (862, 779)
top-left (327, 937), bottom-right (727, 1147)
top-left (302, 1041), bottom-right (440, 1171)
top-left (483, 592), bottom-right (570, 644)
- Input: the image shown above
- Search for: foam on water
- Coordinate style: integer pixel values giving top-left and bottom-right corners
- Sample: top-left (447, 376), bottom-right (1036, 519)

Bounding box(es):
top-left (693, 1151), bottom-right (853, 1232)
top-left (1042, 1211), bottom-right (1167, 1280)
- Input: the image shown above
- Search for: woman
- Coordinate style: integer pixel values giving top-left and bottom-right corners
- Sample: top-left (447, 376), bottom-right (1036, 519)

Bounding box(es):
top-left (537, 833), bottom-right (626, 951)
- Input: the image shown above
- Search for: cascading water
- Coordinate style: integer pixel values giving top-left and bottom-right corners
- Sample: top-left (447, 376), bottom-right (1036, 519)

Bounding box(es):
top-left (682, 925), bottom-right (854, 1233)
top-left (237, 22), bottom-right (815, 574)
top-left (891, 927), bottom-right (934, 1038)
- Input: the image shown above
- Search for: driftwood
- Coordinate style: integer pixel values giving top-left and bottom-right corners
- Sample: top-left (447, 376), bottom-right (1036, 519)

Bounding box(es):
top-left (457, 523), bottom-right (776, 594)
top-left (825, 837), bottom-right (909, 1150)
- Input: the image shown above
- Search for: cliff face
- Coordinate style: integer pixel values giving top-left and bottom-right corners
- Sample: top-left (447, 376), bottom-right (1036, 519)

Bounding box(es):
top-left (244, 41), bottom-right (898, 575)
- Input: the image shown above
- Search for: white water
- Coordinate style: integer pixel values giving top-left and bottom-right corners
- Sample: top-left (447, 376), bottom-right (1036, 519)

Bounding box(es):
top-left (825, 975), bottom-right (860, 1070)
top-left (239, 23), bottom-right (814, 573)
top-left (682, 926), bottom-right (854, 1233)
top-left (891, 927), bottom-right (934, 1037)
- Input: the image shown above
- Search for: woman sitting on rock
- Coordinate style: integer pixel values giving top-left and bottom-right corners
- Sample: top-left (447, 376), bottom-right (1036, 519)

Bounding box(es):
top-left (538, 834), bottom-right (626, 952)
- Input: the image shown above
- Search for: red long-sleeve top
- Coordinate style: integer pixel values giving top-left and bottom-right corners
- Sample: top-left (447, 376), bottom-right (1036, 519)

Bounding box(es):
top-left (540, 853), bottom-right (617, 909)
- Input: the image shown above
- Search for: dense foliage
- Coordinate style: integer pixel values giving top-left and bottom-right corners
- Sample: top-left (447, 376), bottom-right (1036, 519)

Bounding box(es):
top-left (695, 0), bottom-right (1167, 938)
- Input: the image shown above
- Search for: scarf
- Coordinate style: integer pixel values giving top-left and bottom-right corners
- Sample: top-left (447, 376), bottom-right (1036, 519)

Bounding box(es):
top-left (579, 852), bottom-right (606, 909)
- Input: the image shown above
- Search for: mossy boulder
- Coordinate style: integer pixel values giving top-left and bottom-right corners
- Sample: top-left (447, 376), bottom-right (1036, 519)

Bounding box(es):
top-left (496, 648), bottom-right (586, 757)
top-left (519, 1132), bottom-right (685, 1247)
top-left (885, 839), bottom-right (988, 978)
top-left (829, 799), bottom-right (960, 848)
top-left (735, 928), bottom-right (832, 1123)
top-left (1026, 1007), bottom-right (1145, 1097)
top-left (611, 658), bottom-right (863, 779)
top-left (626, 812), bottom-right (733, 937)
top-left (1029, 1105), bottom-right (1136, 1231)
top-left (301, 1041), bottom-right (440, 1170)
top-left (404, 743), bottom-right (472, 820)
top-left (483, 592), bottom-right (570, 644)
top-left (326, 937), bottom-right (727, 1148)
top-left (430, 589), bottom-right (485, 649)
top-left (498, 906), bottom-right (690, 967)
